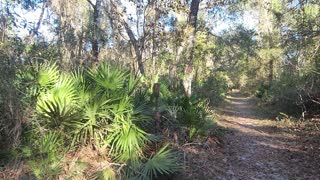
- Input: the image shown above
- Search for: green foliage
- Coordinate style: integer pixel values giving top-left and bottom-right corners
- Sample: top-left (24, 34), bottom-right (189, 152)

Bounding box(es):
top-left (303, 4), bottom-right (319, 20)
top-left (37, 62), bottom-right (60, 88)
top-left (107, 119), bottom-right (149, 162)
top-left (38, 131), bottom-right (62, 154)
top-left (254, 74), bottom-right (311, 116)
top-left (95, 168), bottom-right (117, 180)
top-left (177, 97), bottom-right (213, 139)
top-left (198, 72), bottom-right (232, 105)
top-left (88, 63), bottom-right (128, 91)
top-left (148, 76), bottom-right (217, 141)
top-left (140, 145), bottom-right (181, 179)
top-left (255, 83), bottom-right (271, 100)
top-left (271, 0), bottom-right (283, 14)
top-left (2, 0), bottom-right (319, 178)
top-left (17, 62), bottom-right (181, 179)
top-left (21, 131), bottom-right (64, 179)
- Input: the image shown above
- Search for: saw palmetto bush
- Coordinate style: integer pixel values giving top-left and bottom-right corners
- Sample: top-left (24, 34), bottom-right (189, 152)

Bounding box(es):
top-left (154, 80), bottom-right (217, 142)
top-left (176, 97), bottom-right (213, 139)
top-left (20, 62), bottom-right (181, 179)
top-left (21, 131), bottom-right (64, 179)
top-left (140, 145), bottom-right (181, 179)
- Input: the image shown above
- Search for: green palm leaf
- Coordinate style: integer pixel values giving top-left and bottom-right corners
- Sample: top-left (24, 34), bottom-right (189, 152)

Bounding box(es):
top-left (71, 98), bottom-right (111, 145)
top-left (107, 121), bottom-right (149, 162)
top-left (89, 63), bottom-right (128, 91)
top-left (140, 145), bottom-right (181, 179)
top-left (37, 98), bottom-right (79, 128)
top-left (37, 62), bottom-right (59, 87)
top-left (36, 74), bottom-right (79, 129)
top-left (127, 73), bottom-right (140, 95)
top-left (39, 131), bottom-right (61, 154)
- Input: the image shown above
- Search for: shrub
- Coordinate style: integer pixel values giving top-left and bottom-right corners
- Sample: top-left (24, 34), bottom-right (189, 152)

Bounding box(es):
top-left (16, 62), bottom-right (181, 179)
top-left (176, 97), bottom-right (214, 140)
top-left (198, 72), bottom-right (232, 105)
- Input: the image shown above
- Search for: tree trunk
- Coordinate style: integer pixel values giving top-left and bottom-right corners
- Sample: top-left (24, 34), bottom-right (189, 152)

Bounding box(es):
top-left (269, 58), bottom-right (274, 83)
top-left (151, 5), bottom-right (158, 77)
top-left (136, 49), bottom-right (145, 75)
top-left (91, 0), bottom-right (101, 63)
top-left (78, 31), bottom-right (84, 58)
top-left (182, 0), bottom-right (200, 97)
top-left (31, 0), bottom-right (47, 38)
top-left (108, 0), bottom-right (145, 75)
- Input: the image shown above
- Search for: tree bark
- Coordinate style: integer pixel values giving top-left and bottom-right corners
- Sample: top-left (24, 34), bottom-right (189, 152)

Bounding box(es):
top-left (269, 57), bottom-right (274, 83)
top-left (183, 0), bottom-right (200, 97)
top-left (78, 30), bottom-right (84, 58)
top-left (151, 3), bottom-right (160, 76)
top-left (108, 0), bottom-right (145, 75)
top-left (91, 0), bottom-right (101, 63)
top-left (32, 0), bottom-right (47, 37)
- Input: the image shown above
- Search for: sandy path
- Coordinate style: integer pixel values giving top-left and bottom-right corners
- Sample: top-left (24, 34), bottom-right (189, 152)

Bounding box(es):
top-left (217, 92), bottom-right (320, 180)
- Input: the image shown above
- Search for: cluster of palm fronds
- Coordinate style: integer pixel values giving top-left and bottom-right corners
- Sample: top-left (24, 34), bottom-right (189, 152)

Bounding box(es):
top-left (155, 80), bottom-right (218, 142)
top-left (17, 62), bottom-right (181, 179)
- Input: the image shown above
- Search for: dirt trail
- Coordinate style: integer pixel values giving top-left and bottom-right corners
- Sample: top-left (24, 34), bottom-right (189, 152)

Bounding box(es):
top-left (217, 91), bottom-right (320, 180)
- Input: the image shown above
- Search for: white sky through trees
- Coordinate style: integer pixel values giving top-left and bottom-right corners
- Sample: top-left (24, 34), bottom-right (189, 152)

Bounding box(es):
top-left (3, 0), bottom-right (258, 41)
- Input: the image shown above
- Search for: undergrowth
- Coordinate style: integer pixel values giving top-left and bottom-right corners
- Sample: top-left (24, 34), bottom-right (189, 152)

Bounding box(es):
top-left (1, 61), bottom-right (221, 179)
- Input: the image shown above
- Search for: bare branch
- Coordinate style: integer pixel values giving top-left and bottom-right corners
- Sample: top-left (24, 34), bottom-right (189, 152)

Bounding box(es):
top-left (87, 0), bottom-right (95, 8)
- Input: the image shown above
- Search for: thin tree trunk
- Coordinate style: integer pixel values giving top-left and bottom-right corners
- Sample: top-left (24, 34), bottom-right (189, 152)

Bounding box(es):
top-left (28, 0), bottom-right (47, 40)
top-left (0, 0), bottom-right (5, 42)
top-left (136, 50), bottom-right (144, 75)
top-left (183, 0), bottom-right (200, 97)
top-left (91, 0), bottom-right (101, 63)
top-left (151, 3), bottom-right (160, 76)
top-left (78, 31), bottom-right (84, 58)
top-left (269, 58), bottom-right (274, 82)
top-left (108, 0), bottom-right (145, 75)
top-left (187, 0), bottom-right (200, 62)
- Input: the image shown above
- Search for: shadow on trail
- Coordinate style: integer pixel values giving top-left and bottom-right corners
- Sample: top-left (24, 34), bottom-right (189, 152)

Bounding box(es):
top-left (216, 91), bottom-right (277, 120)
top-left (221, 119), bottom-right (320, 180)
top-left (215, 91), bottom-right (320, 180)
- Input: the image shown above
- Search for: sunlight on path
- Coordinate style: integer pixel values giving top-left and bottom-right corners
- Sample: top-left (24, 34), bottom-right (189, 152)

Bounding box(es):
top-left (216, 91), bottom-right (315, 180)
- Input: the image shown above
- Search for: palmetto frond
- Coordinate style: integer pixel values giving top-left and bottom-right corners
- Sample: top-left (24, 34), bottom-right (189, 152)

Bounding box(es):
top-left (71, 97), bottom-right (111, 146)
top-left (140, 145), bottom-right (181, 179)
top-left (37, 62), bottom-right (59, 88)
top-left (38, 99), bottom-right (79, 129)
top-left (39, 131), bottom-right (61, 154)
top-left (178, 97), bottom-right (212, 139)
top-left (110, 96), bottom-right (133, 118)
top-left (30, 62), bottom-right (181, 179)
top-left (107, 120), bottom-right (149, 162)
top-left (127, 73), bottom-right (141, 95)
top-left (89, 63), bottom-right (128, 91)
top-left (37, 74), bottom-right (79, 129)
top-left (51, 74), bottom-right (78, 101)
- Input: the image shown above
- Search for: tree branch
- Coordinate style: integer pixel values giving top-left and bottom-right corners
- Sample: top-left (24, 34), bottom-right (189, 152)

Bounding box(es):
top-left (87, 0), bottom-right (95, 8)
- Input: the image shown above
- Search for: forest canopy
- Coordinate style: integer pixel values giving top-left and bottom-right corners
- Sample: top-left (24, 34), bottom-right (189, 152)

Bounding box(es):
top-left (0, 0), bottom-right (319, 179)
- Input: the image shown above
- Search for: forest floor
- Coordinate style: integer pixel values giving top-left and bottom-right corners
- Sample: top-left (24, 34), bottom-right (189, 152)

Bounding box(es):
top-left (182, 91), bottom-right (320, 180)
top-left (217, 91), bottom-right (320, 180)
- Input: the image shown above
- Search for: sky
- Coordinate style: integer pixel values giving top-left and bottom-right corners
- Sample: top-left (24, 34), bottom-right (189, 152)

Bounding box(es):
top-left (5, 1), bottom-right (258, 41)
top-left (10, 3), bottom-right (55, 41)
top-left (210, 9), bottom-right (259, 34)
